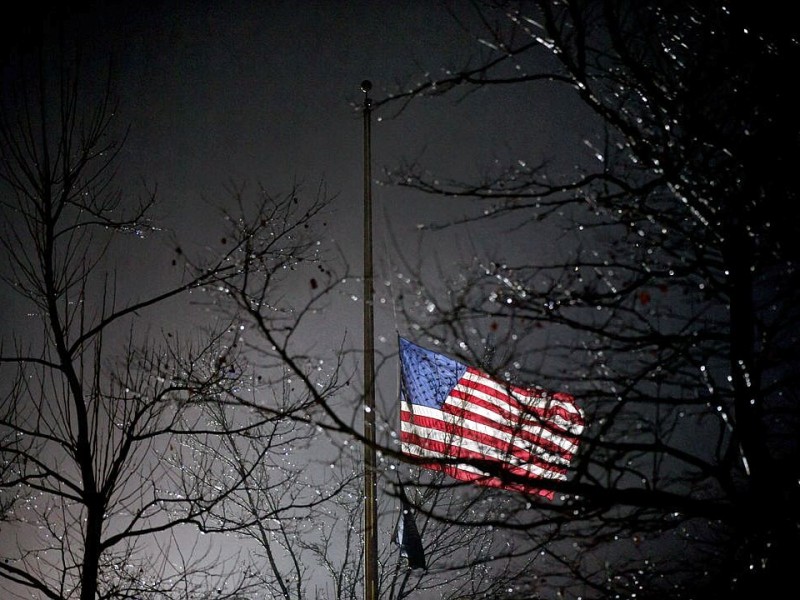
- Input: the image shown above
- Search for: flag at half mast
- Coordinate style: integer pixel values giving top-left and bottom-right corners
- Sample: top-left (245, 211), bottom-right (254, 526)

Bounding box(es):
top-left (399, 337), bottom-right (584, 499)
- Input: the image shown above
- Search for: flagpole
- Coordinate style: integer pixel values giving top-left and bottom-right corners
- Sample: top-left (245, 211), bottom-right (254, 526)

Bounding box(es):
top-left (361, 79), bottom-right (379, 600)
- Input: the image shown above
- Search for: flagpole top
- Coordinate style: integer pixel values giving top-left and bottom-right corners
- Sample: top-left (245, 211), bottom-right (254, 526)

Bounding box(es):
top-left (361, 80), bottom-right (372, 111)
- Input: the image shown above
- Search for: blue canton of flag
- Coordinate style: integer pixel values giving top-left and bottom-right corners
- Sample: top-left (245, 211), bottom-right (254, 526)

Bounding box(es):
top-left (399, 337), bottom-right (584, 499)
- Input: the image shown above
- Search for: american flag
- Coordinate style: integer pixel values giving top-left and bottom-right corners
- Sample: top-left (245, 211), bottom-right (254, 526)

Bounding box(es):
top-left (399, 337), bottom-right (584, 499)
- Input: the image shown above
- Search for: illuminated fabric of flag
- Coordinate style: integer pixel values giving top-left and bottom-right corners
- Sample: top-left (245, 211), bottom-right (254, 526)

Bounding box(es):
top-left (399, 337), bottom-right (584, 499)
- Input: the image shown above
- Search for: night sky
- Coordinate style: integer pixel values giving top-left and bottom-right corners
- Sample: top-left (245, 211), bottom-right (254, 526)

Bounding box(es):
top-left (2, 0), bottom-right (595, 366)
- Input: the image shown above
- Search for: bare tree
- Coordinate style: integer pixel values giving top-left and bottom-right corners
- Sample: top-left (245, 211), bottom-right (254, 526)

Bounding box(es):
top-left (214, 208), bottom-right (551, 598)
top-left (0, 44), bottom-right (338, 599)
top-left (367, 1), bottom-right (800, 598)
top-left (279, 455), bottom-right (544, 600)
top-left (383, 467), bottom-right (548, 600)
top-left (190, 373), bottom-right (358, 600)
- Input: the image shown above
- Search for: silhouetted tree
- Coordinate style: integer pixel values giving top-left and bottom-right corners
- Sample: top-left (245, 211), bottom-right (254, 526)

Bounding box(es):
top-left (277, 456), bottom-right (543, 600)
top-left (0, 38), bottom-right (338, 600)
top-left (374, 1), bottom-right (800, 598)
top-left (215, 194), bottom-right (542, 599)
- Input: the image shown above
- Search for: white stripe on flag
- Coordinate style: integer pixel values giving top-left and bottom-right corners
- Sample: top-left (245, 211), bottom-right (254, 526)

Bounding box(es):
top-left (444, 392), bottom-right (580, 454)
top-left (461, 370), bottom-right (583, 417)
top-left (400, 441), bottom-right (490, 477)
top-left (457, 372), bottom-right (584, 435)
top-left (400, 421), bottom-right (569, 480)
top-left (401, 400), bottom-right (575, 463)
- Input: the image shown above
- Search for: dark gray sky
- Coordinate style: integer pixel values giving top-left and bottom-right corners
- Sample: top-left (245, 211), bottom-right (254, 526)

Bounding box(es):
top-left (3, 0), bottom-right (595, 361)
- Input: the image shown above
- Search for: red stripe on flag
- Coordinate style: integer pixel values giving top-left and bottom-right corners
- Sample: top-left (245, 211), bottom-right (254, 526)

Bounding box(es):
top-left (459, 368), bottom-right (584, 431)
top-left (446, 390), bottom-right (579, 456)
top-left (401, 432), bottom-right (558, 499)
top-left (401, 426), bottom-right (569, 479)
top-left (401, 406), bottom-right (573, 471)
top-left (415, 460), bottom-right (556, 499)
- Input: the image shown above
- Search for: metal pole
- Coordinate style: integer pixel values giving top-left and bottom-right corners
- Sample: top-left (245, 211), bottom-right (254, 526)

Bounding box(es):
top-left (361, 79), bottom-right (379, 600)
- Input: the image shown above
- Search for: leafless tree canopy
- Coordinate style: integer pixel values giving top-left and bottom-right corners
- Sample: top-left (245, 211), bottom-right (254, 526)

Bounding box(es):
top-left (0, 41), bottom-right (345, 600)
top-left (373, 1), bottom-right (800, 598)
